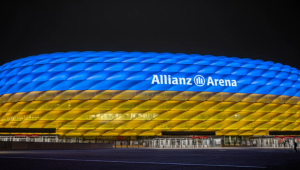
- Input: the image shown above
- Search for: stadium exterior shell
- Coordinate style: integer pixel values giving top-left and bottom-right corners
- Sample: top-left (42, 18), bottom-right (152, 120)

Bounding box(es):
top-left (1, 51), bottom-right (300, 140)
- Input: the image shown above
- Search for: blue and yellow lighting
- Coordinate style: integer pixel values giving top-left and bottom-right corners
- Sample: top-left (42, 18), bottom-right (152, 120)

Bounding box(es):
top-left (0, 51), bottom-right (300, 136)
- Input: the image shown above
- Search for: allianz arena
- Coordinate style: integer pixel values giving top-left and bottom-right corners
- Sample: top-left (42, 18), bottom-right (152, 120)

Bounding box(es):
top-left (1, 51), bottom-right (300, 147)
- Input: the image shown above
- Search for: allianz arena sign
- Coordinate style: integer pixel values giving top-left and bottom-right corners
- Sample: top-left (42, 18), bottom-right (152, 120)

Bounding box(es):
top-left (151, 75), bottom-right (238, 87)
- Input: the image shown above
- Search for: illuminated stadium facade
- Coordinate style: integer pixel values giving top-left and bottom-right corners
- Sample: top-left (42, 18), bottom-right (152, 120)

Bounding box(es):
top-left (1, 51), bottom-right (300, 147)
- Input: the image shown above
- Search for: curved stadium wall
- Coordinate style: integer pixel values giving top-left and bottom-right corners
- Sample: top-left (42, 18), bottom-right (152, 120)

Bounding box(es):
top-left (0, 51), bottom-right (300, 137)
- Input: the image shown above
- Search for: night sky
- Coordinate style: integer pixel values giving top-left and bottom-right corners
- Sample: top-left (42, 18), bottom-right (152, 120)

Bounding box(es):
top-left (1, 1), bottom-right (299, 68)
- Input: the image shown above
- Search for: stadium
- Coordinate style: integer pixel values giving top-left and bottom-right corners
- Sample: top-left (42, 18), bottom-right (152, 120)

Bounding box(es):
top-left (0, 51), bottom-right (300, 148)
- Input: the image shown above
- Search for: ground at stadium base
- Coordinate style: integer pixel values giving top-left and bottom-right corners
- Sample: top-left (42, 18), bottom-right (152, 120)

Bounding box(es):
top-left (1, 147), bottom-right (300, 170)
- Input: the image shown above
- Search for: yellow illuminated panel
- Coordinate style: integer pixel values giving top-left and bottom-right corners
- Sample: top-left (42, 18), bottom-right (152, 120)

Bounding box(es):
top-left (285, 105), bottom-right (300, 114)
top-left (224, 130), bottom-right (245, 136)
top-left (37, 100), bottom-right (65, 110)
top-left (272, 122), bottom-right (292, 130)
top-left (225, 112), bottom-right (252, 121)
top-left (271, 104), bottom-right (292, 113)
top-left (271, 113), bottom-right (293, 122)
top-left (92, 90), bottom-right (122, 100)
top-left (132, 100), bottom-right (164, 110)
top-left (83, 130), bottom-right (102, 136)
top-left (257, 122), bottom-right (282, 130)
top-left (139, 130), bottom-right (161, 136)
top-left (242, 103), bottom-right (266, 112)
top-left (113, 100), bottom-right (145, 110)
top-left (75, 110), bottom-right (107, 120)
top-left (286, 96), bottom-right (300, 104)
top-left (207, 121), bottom-right (235, 130)
top-left (59, 120), bottom-right (86, 130)
top-left (35, 91), bottom-right (62, 101)
top-left (242, 94), bottom-right (265, 103)
top-left (1, 90), bottom-right (300, 136)
top-left (97, 120), bottom-right (128, 130)
top-left (0, 122), bottom-right (7, 128)
top-left (272, 95), bottom-right (291, 104)
top-left (172, 120), bottom-right (202, 130)
top-left (40, 111), bottom-right (66, 120)
top-left (224, 121), bottom-right (251, 130)
top-left (17, 121), bottom-right (35, 128)
top-left (54, 100), bottom-right (84, 110)
top-left (92, 100), bottom-right (125, 110)
top-left (171, 101), bottom-right (201, 111)
top-left (94, 110), bottom-right (126, 120)
top-left (7, 92), bottom-right (28, 103)
top-left (153, 101), bottom-right (182, 110)
top-left (190, 101), bottom-right (218, 111)
top-left (257, 94), bottom-right (278, 103)
top-left (5, 121), bottom-right (20, 128)
top-left (102, 130), bottom-right (125, 136)
top-left (294, 125), bottom-right (300, 130)
top-left (240, 121), bottom-right (266, 130)
top-left (0, 94), bottom-right (13, 104)
top-left (20, 91), bottom-right (47, 102)
top-left (116, 120), bottom-right (147, 130)
top-left (153, 120), bottom-right (183, 130)
top-left (209, 111), bottom-right (235, 121)
top-left (131, 91), bottom-right (161, 100)
top-left (24, 111), bottom-right (47, 121)
top-left (191, 111), bottom-right (219, 120)
top-left (135, 120), bottom-right (167, 130)
top-left (257, 103), bottom-right (280, 112)
top-left (151, 91), bottom-right (181, 100)
top-left (189, 92), bottom-right (216, 101)
top-left (114, 110), bottom-right (145, 120)
top-left (112, 90), bottom-right (142, 100)
top-left (53, 90), bottom-right (82, 100)
top-left (22, 101), bottom-right (46, 111)
top-left (134, 110), bottom-right (164, 120)
top-left (9, 102), bottom-right (29, 112)
top-left (285, 113), bottom-right (300, 122)
top-left (78, 120), bottom-right (109, 129)
top-left (9, 111), bottom-right (30, 121)
top-left (121, 130), bottom-right (146, 136)
top-left (224, 93), bottom-right (249, 102)
top-left (241, 112), bottom-right (266, 121)
top-left (66, 130), bottom-right (87, 136)
top-left (153, 111), bottom-right (183, 120)
top-left (44, 120), bottom-right (67, 128)
top-left (1, 112), bottom-right (17, 122)
top-left (256, 112), bottom-right (281, 122)
top-left (72, 90), bottom-right (101, 100)
top-left (208, 92), bottom-right (233, 102)
top-left (190, 120), bottom-right (219, 130)
top-left (0, 103), bottom-right (15, 113)
top-left (170, 91), bottom-right (198, 101)
top-left (225, 102), bottom-right (251, 112)
top-left (239, 131), bottom-right (254, 136)
top-left (172, 111), bottom-right (201, 120)
top-left (57, 110), bottom-right (86, 120)
top-left (253, 130), bottom-right (268, 135)
top-left (30, 120), bottom-right (52, 128)
top-left (208, 102), bottom-right (234, 111)
top-left (282, 122), bottom-right (300, 130)
top-left (73, 100), bottom-right (103, 110)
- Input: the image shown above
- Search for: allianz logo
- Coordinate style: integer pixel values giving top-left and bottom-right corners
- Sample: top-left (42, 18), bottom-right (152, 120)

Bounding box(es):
top-left (151, 75), bottom-right (237, 87)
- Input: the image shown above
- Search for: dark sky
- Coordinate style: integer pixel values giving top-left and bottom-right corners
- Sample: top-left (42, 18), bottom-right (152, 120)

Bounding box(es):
top-left (1, 0), bottom-right (299, 68)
